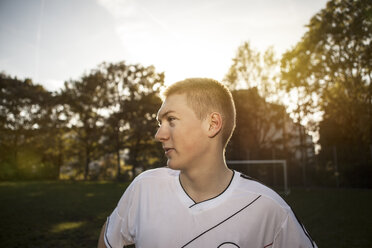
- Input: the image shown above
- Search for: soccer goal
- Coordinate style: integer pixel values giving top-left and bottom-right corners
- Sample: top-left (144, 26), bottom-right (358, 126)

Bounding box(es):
top-left (227, 160), bottom-right (290, 195)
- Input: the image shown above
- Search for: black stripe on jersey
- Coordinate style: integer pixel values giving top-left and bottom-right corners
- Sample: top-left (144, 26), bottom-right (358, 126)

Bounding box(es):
top-left (104, 216), bottom-right (114, 248)
top-left (181, 195), bottom-right (262, 248)
top-left (292, 210), bottom-right (315, 248)
top-left (240, 173), bottom-right (267, 185)
top-left (217, 241), bottom-right (240, 247)
top-left (188, 170), bottom-right (235, 208)
top-left (240, 173), bottom-right (315, 247)
top-left (178, 176), bottom-right (196, 204)
top-left (240, 173), bottom-right (255, 180)
top-left (263, 242), bottom-right (273, 248)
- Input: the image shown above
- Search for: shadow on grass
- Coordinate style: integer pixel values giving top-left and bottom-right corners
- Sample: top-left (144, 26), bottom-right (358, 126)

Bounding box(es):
top-left (0, 180), bottom-right (130, 248)
top-left (284, 187), bottom-right (372, 248)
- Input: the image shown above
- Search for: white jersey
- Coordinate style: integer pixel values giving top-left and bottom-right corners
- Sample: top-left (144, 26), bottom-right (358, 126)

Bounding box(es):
top-left (105, 167), bottom-right (316, 248)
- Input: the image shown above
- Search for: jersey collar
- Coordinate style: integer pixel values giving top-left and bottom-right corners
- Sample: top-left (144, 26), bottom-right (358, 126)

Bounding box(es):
top-left (173, 170), bottom-right (238, 213)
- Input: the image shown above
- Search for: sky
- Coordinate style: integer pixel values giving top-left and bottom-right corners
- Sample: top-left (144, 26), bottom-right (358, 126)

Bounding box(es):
top-left (0, 0), bottom-right (327, 92)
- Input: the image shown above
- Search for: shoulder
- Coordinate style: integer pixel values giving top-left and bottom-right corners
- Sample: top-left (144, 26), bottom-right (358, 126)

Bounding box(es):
top-left (234, 171), bottom-right (290, 212)
top-left (131, 167), bottom-right (178, 185)
top-left (118, 167), bottom-right (177, 203)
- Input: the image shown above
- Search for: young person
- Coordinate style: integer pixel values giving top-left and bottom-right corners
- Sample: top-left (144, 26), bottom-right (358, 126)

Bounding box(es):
top-left (98, 78), bottom-right (317, 248)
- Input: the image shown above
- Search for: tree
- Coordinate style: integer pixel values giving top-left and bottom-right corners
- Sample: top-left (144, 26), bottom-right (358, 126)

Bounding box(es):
top-left (35, 92), bottom-right (69, 179)
top-left (123, 92), bottom-right (164, 177)
top-left (280, 0), bottom-right (372, 186)
top-left (226, 88), bottom-right (311, 186)
top-left (0, 73), bottom-right (56, 179)
top-left (227, 88), bottom-right (284, 160)
top-left (224, 41), bottom-right (279, 99)
top-left (61, 62), bottom-right (164, 180)
top-left (98, 62), bottom-right (165, 178)
top-left (61, 70), bottom-right (107, 180)
top-left (224, 42), bottom-right (299, 178)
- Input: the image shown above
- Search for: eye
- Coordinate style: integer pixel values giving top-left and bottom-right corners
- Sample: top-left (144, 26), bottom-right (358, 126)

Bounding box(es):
top-left (167, 116), bottom-right (176, 122)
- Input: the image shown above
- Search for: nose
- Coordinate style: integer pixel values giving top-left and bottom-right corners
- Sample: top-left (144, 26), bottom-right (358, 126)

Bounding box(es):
top-left (155, 124), bottom-right (169, 142)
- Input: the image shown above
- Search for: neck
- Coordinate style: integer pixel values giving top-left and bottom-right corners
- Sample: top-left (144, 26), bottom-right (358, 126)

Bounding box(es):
top-left (179, 152), bottom-right (233, 203)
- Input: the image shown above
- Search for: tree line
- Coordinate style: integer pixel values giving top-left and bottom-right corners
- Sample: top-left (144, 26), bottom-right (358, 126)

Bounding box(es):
top-left (1, 0), bottom-right (371, 187)
top-left (0, 62), bottom-right (165, 180)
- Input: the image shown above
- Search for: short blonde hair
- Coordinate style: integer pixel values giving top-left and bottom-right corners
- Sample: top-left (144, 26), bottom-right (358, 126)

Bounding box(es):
top-left (162, 78), bottom-right (236, 149)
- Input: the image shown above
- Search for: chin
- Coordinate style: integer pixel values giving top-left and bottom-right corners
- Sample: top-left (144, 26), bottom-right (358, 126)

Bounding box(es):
top-left (166, 160), bottom-right (184, 171)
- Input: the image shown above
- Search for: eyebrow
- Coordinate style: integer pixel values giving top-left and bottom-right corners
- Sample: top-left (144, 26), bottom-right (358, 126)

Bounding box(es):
top-left (157, 110), bottom-right (176, 122)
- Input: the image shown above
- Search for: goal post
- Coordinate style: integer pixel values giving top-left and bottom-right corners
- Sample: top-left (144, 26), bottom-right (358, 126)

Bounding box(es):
top-left (227, 160), bottom-right (289, 195)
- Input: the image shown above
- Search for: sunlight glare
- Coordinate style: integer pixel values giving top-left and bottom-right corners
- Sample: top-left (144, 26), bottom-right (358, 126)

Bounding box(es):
top-left (51, 221), bottom-right (85, 233)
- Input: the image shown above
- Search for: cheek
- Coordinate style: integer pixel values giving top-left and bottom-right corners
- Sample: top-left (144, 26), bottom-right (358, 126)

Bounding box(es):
top-left (176, 126), bottom-right (204, 150)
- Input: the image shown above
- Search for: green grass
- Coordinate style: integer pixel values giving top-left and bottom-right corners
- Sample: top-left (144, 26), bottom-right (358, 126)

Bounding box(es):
top-left (0, 182), bottom-right (371, 248)
top-left (0, 180), bottom-right (129, 248)
top-left (284, 188), bottom-right (372, 248)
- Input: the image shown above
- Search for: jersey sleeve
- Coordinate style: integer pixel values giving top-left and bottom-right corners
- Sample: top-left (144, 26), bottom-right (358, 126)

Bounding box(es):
top-left (104, 179), bottom-right (140, 248)
top-left (272, 210), bottom-right (317, 248)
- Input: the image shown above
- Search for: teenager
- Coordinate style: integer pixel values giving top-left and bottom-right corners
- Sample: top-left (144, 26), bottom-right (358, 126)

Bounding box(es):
top-left (98, 78), bottom-right (316, 248)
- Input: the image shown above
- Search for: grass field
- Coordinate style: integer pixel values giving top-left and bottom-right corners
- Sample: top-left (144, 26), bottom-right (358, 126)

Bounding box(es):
top-left (0, 181), bottom-right (371, 248)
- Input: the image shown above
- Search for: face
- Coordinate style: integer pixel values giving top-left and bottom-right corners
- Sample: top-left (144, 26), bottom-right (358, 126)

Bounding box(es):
top-left (155, 94), bottom-right (209, 170)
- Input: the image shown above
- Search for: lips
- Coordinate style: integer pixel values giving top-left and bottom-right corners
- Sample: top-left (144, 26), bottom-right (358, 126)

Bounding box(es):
top-left (163, 147), bottom-right (174, 155)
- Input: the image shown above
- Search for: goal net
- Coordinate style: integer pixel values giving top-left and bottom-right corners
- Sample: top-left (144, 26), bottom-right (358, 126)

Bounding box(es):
top-left (227, 160), bottom-right (289, 195)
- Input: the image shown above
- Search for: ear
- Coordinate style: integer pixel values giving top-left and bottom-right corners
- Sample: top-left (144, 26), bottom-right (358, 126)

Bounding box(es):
top-left (206, 112), bottom-right (222, 138)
